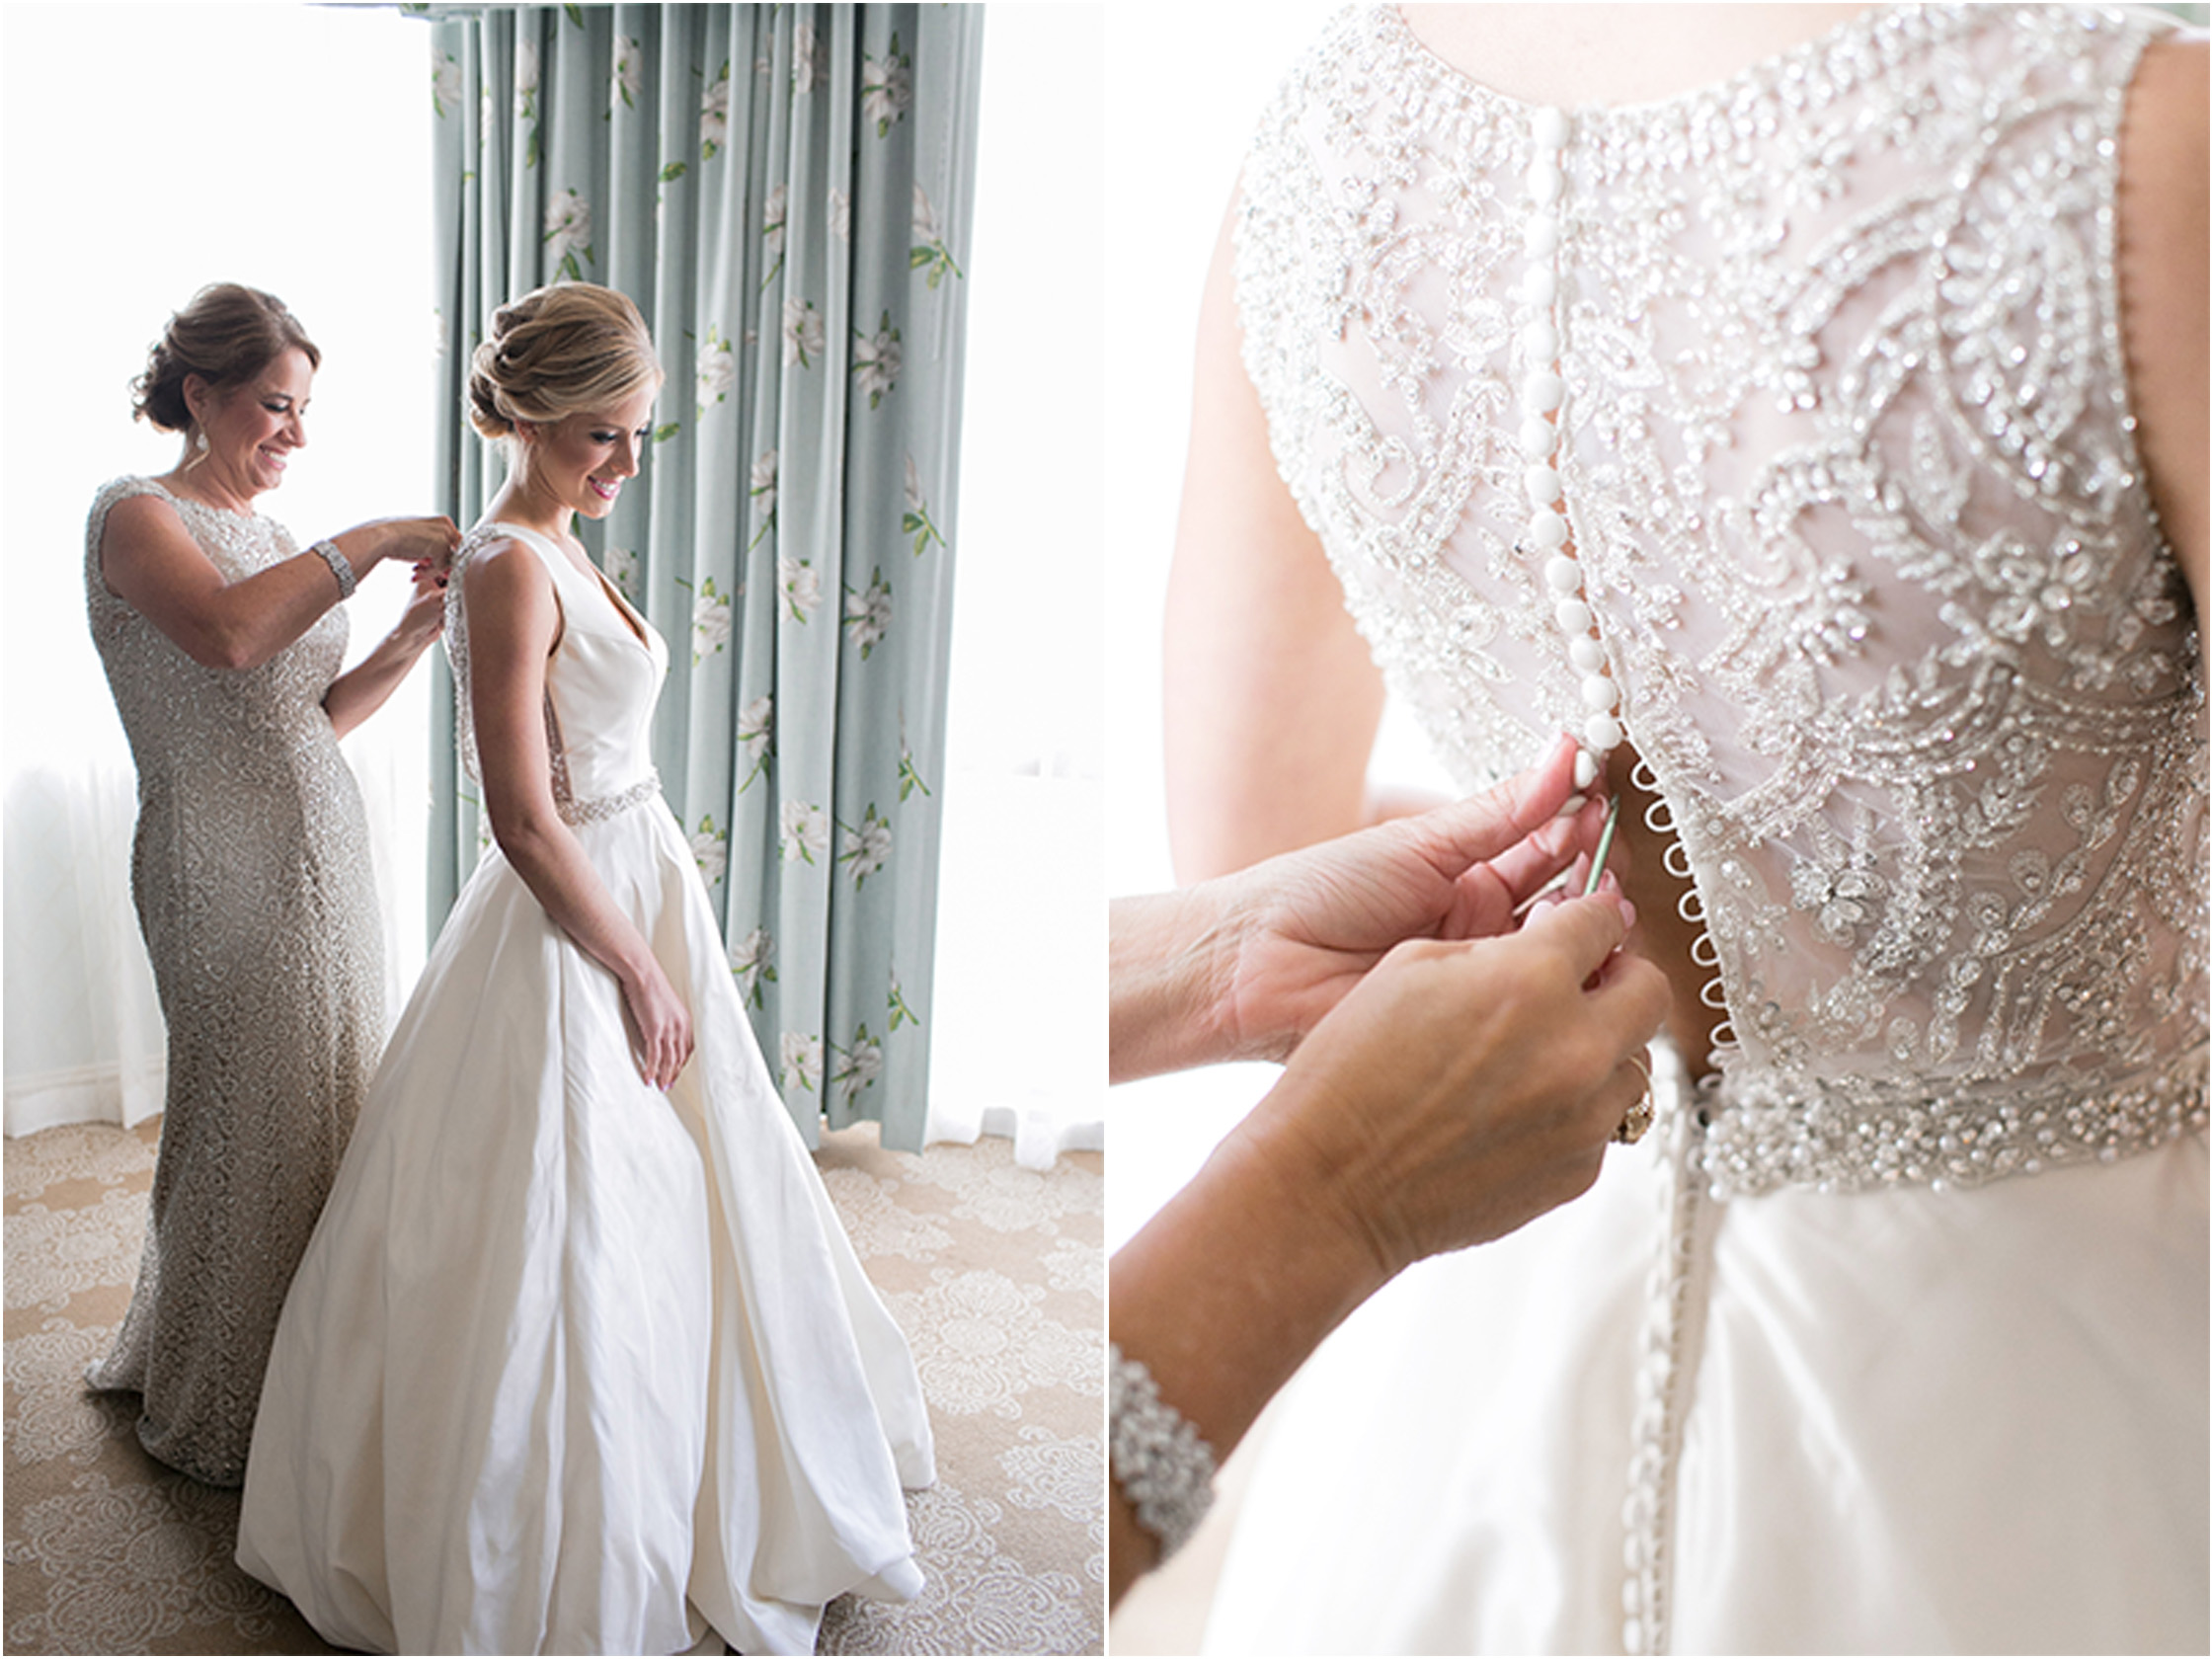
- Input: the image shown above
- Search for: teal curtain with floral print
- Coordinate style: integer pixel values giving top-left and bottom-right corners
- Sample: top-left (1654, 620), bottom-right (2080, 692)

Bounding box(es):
top-left (418, 4), bottom-right (981, 1151)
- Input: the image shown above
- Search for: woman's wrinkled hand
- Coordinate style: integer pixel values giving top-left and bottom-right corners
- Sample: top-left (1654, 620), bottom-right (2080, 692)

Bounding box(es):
top-left (389, 561), bottom-right (447, 654)
top-left (366, 514), bottom-right (462, 572)
top-left (1213, 735), bottom-right (1618, 1062)
top-left (1234, 887), bottom-right (1672, 1279)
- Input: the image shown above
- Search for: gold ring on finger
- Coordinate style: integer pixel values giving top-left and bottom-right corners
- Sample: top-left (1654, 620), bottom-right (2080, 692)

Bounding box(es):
top-left (1615, 1054), bottom-right (1655, 1146)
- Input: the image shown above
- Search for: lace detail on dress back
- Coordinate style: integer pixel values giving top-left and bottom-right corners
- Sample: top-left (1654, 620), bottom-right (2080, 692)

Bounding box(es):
top-left (1235, 4), bottom-right (2207, 1194)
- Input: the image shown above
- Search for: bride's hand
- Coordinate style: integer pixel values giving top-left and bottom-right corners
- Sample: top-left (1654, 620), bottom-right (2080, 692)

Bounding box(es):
top-left (1213, 734), bottom-right (1613, 1061)
top-left (619, 958), bottom-right (694, 1090)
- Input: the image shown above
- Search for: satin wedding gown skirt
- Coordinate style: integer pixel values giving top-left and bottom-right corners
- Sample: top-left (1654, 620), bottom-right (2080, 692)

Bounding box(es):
top-left (237, 523), bottom-right (933, 1655)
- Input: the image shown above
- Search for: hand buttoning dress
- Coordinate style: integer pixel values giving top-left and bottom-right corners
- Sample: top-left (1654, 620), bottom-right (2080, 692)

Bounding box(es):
top-left (1205, 6), bottom-right (2205, 1653)
top-left (83, 475), bottom-right (384, 1488)
top-left (237, 522), bottom-right (935, 1656)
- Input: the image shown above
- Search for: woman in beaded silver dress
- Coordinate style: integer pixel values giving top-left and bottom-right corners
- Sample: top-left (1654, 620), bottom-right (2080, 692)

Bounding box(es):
top-left (1162, 6), bottom-right (2205, 1653)
top-left (84, 282), bottom-right (457, 1486)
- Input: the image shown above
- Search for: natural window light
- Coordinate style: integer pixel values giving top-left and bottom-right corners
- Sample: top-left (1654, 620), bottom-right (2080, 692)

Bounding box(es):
top-left (1, 3), bottom-right (1102, 1161)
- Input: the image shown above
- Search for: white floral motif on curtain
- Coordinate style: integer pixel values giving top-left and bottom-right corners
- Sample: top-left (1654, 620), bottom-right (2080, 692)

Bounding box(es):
top-left (426, 4), bottom-right (983, 1148)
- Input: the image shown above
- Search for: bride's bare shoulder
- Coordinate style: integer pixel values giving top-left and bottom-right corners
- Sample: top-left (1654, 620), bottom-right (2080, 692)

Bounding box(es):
top-left (456, 533), bottom-right (561, 643)
top-left (456, 531), bottom-right (548, 587)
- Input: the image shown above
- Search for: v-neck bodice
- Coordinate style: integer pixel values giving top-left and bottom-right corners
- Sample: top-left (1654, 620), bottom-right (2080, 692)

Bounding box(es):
top-left (446, 520), bottom-right (669, 820)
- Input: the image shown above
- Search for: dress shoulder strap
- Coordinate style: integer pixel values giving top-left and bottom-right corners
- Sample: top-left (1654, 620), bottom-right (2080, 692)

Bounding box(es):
top-left (455, 519), bottom-right (573, 585)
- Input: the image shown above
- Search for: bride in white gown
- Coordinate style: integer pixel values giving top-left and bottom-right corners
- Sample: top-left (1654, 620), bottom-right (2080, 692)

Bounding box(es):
top-left (1167, 5), bottom-right (2205, 1653)
top-left (237, 282), bottom-right (933, 1656)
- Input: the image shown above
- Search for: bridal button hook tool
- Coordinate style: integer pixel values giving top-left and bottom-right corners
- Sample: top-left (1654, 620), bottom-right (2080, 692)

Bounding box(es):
top-left (1584, 793), bottom-right (1622, 897)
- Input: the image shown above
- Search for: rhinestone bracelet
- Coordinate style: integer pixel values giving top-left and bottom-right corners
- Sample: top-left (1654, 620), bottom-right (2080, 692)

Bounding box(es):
top-left (311, 538), bottom-right (357, 600)
top-left (1109, 1343), bottom-right (1217, 1563)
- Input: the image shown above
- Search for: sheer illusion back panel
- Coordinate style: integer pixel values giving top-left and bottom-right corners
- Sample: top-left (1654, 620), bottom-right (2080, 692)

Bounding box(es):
top-left (1235, 4), bottom-right (2205, 1196)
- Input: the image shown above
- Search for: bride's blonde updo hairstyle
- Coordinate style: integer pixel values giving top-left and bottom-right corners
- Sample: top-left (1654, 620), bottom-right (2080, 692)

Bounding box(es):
top-left (467, 282), bottom-right (662, 444)
top-left (132, 283), bottom-right (320, 434)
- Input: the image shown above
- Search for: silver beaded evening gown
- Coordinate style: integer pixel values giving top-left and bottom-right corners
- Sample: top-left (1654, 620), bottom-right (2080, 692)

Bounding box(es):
top-left (82, 474), bottom-right (384, 1487)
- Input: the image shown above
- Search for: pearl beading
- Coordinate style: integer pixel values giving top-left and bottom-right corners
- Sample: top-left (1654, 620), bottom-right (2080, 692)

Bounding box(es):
top-left (1109, 1343), bottom-right (1218, 1562)
top-left (1702, 1041), bottom-right (2210, 1198)
top-left (1233, 1), bottom-right (2202, 1173)
top-left (1621, 1056), bottom-right (1714, 1659)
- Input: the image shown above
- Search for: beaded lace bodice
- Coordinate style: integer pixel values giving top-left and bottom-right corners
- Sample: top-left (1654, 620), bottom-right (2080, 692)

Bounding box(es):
top-left (1236, 4), bottom-right (2206, 1194)
top-left (87, 477), bottom-right (350, 786)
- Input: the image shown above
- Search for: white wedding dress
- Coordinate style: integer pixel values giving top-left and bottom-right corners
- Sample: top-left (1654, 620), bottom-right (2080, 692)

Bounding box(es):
top-left (1206, 6), bottom-right (2205, 1654)
top-left (237, 523), bottom-right (934, 1656)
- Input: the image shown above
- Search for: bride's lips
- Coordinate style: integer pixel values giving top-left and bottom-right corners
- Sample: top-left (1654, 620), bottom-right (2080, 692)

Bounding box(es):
top-left (589, 477), bottom-right (620, 502)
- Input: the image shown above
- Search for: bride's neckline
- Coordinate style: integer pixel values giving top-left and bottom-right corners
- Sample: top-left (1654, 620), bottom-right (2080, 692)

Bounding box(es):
top-left (1380, 2), bottom-right (1941, 121)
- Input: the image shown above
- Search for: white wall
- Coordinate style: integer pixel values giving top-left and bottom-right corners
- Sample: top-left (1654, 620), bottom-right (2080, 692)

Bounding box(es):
top-left (2, 2), bottom-right (439, 771)
top-left (1098, 1), bottom-right (1365, 1248)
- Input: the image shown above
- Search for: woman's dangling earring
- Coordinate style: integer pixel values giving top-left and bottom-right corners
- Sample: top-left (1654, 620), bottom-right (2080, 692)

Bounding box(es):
top-left (185, 425), bottom-right (209, 471)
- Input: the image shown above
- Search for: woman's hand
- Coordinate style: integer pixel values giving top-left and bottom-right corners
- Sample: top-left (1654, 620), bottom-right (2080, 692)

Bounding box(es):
top-left (100, 492), bottom-right (452, 673)
top-left (1217, 736), bottom-right (1600, 1056)
top-left (360, 514), bottom-right (461, 573)
top-left (322, 561), bottom-right (450, 736)
top-left (388, 561), bottom-right (447, 656)
top-left (1224, 736), bottom-right (1615, 1062)
top-left (1241, 889), bottom-right (1669, 1278)
top-left (1108, 880), bottom-right (1669, 1605)
top-left (1109, 737), bottom-right (1617, 1081)
top-left (618, 956), bottom-right (695, 1090)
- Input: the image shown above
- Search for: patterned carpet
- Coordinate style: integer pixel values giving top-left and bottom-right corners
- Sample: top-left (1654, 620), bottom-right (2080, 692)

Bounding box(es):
top-left (3, 1118), bottom-right (1104, 1655)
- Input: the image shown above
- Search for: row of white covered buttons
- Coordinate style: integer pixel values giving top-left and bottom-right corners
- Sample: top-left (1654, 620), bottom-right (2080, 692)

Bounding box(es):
top-left (1519, 105), bottom-right (1619, 793)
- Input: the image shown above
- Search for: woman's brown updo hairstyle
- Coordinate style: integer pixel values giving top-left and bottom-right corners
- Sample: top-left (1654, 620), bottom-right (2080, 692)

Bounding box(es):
top-left (132, 283), bottom-right (320, 434)
top-left (467, 282), bottom-right (662, 443)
